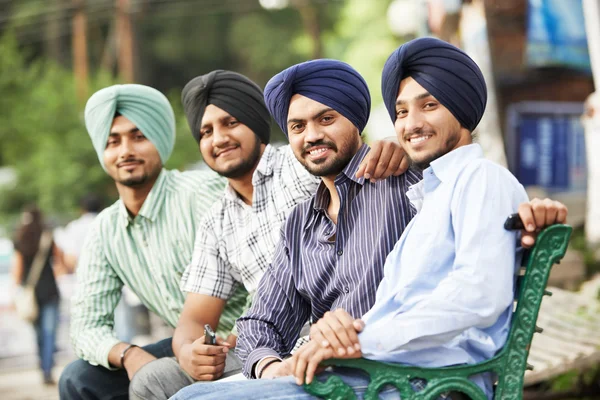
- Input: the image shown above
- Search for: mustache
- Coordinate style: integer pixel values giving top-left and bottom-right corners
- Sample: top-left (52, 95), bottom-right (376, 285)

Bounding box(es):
top-left (117, 158), bottom-right (144, 167)
top-left (213, 144), bottom-right (239, 157)
top-left (403, 129), bottom-right (435, 141)
top-left (303, 139), bottom-right (337, 153)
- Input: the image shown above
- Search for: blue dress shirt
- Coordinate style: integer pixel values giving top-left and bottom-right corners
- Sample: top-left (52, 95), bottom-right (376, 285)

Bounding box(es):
top-left (359, 144), bottom-right (528, 398)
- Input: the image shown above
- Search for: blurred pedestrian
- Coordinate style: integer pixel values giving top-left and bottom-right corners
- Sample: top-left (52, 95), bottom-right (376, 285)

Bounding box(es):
top-left (11, 205), bottom-right (60, 385)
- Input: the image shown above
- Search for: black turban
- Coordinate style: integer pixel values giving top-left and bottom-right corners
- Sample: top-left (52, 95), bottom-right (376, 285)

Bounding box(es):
top-left (382, 37), bottom-right (487, 132)
top-left (264, 59), bottom-right (371, 136)
top-left (182, 70), bottom-right (271, 143)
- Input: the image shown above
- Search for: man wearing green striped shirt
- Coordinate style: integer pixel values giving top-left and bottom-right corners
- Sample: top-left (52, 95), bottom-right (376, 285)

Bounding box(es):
top-left (58, 84), bottom-right (248, 400)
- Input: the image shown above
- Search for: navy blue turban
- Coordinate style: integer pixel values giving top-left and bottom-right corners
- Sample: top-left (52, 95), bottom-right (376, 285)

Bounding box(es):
top-left (264, 59), bottom-right (371, 136)
top-left (382, 37), bottom-right (487, 132)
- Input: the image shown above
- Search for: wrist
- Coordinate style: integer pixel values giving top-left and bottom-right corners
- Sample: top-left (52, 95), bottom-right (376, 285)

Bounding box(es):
top-left (256, 357), bottom-right (281, 379)
top-left (120, 344), bottom-right (139, 369)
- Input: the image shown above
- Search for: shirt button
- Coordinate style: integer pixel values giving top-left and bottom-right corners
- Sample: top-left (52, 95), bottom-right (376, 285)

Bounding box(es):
top-left (337, 250), bottom-right (343, 256)
top-left (344, 287), bottom-right (350, 293)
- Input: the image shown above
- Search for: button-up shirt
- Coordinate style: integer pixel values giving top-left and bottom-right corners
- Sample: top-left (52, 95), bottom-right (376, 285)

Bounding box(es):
top-left (180, 144), bottom-right (320, 303)
top-left (236, 144), bottom-right (422, 377)
top-left (70, 169), bottom-right (248, 369)
top-left (359, 144), bottom-right (528, 398)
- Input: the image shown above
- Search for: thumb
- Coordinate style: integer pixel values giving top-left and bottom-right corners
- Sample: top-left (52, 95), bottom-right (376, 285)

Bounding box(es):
top-left (216, 337), bottom-right (232, 348)
top-left (353, 319), bottom-right (365, 332)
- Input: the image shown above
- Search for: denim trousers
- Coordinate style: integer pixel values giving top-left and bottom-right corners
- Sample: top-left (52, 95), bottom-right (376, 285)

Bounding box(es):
top-left (170, 367), bottom-right (444, 400)
top-left (34, 300), bottom-right (59, 377)
top-left (58, 337), bottom-right (174, 400)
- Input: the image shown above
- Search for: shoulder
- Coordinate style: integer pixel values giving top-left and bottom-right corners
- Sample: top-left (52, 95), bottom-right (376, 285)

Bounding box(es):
top-left (281, 194), bottom-right (316, 234)
top-left (163, 169), bottom-right (226, 194)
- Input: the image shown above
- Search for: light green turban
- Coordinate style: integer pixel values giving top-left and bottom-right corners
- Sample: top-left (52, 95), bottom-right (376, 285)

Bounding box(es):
top-left (84, 84), bottom-right (175, 170)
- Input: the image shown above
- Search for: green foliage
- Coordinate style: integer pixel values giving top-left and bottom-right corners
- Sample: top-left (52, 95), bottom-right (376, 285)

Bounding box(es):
top-left (570, 226), bottom-right (600, 277)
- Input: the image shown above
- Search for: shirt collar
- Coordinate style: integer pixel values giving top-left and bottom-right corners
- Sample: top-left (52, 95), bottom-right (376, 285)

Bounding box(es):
top-left (306, 143), bottom-right (369, 227)
top-left (118, 168), bottom-right (168, 227)
top-left (428, 143), bottom-right (484, 183)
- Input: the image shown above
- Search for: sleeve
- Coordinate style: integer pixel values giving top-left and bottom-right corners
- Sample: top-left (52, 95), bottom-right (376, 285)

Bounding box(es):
top-left (235, 224), bottom-right (311, 378)
top-left (360, 164), bottom-right (528, 358)
top-left (69, 223), bottom-right (123, 369)
top-left (180, 211), bottom-right (237, 300)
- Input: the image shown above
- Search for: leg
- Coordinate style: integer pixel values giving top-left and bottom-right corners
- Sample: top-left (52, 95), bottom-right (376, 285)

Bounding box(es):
top-left (39, 301), bottom-right (60, 381)
top-left (130, 357), bottom-right (194, 400)
top-left (130, 350), bottom-right (243, 400)
top-left (58, 337), bottom-right (174, 400)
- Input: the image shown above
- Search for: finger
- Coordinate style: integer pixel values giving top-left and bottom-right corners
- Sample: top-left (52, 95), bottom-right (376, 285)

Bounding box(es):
top-left (191, 353), bottom-right (227, 367)
top-left (353, 319), bottom-right (365, 333)
top-left (304, 351), bottom-right (323, 385)
top-left (355, 161), bottom-right (367, 179)
top-left (370, 144), bottom-right (395, 180)
top-left (192, 344), bottom-right (229, 356)
top-left (394, 154), bottom-right (410, 176)
top-left (318, 315), bottom-right (353, 356)
top-left (193, 371), bottom-right (224, 381)
top-left (542, 198), bottom-right (558, 226)
top-left (194, 361), bottom-right (226, 376)
top-left (362, 142), bottom-right (383, 179)
top-left (521, 232), bottom-right (536, 249)
top-left (215, 337), bottom-right (232, 348)
top-left (555, 201), bottom-right (568, 223)
top-left (531, 199), bottom-right (546, 230)
top-left (310, 325), bottom-right (330, 348)
top-left (333, 311), bottom-right (361, 353)
top-left (517, 201), bottom-right (536, 232)
top-left (294, 349), bottom-right (311, 385)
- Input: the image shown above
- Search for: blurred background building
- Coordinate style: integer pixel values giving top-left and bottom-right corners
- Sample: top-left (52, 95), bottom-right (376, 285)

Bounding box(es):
top-left (0, 0), bottom-right (599, 398)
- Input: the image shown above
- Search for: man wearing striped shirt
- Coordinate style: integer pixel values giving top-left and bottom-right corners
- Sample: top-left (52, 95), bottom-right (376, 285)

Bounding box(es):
top-left (58, 84), bottom-right (248, 400)
top-left (130, 71), bottom-right (409, 399)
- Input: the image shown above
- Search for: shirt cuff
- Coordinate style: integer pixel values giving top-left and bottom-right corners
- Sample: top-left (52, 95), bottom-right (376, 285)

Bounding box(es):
top-left (358, 325), bottom-right (385, 360)
top-left (96, 336), bottom-right (122, 370)
top-left (243, 347), bottom-right (282, 378)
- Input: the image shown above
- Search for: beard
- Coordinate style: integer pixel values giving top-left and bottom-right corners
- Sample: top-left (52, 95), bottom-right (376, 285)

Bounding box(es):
top-left (299, 137), bottom-right (361, 177)
top-left (212, 136), bottom-right (262, 179)
top-left (406, 129), bottom-right (461, 170)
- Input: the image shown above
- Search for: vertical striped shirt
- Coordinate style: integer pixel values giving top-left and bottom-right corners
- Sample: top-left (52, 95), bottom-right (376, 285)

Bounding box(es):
top-left (236, 145), bottom-right (422, 377)
top-left (70, 169), bottom-right (248, 369)
top-left (180, 145), bottom-right (320, 301)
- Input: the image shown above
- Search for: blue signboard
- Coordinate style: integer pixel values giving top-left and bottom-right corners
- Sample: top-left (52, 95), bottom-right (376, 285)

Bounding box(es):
top-left (512, 104), bottom-right (586, 192)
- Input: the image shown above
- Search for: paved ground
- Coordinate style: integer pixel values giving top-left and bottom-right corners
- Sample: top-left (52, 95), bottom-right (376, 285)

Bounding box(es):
top-left (0, 365), bottom-right (65, 400)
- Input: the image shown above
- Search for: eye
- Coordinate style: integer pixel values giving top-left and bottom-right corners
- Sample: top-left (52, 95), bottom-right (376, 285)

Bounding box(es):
top-left (423, 102), bottom-right (438, 110)
top-left (228, 119), bottom-right (239, 127)
top-left (200, 128), bottom-right (212, 138)
top-left (290, 123), bottom-right (305, 133)
top-left (396, 109), bottom-right (407, 118)
top-left (321, 115), bottom-right (334, 123)
top-left (135, 133), bottom-right (146, 140)
top-left (106, 137), bottom-right (119, 147)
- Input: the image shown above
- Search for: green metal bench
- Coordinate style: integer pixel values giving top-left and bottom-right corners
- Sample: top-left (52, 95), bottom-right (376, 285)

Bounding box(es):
top-left (304, 223), bottom-right (572, 400)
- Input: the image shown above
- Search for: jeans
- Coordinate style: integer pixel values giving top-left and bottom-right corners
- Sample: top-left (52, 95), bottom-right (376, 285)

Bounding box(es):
top-left (170, 367), bottom-right (443, 400)
top-left (34, 300), bottom-right (59, 378)
top-left (58, 337), bottom-right (174, 400)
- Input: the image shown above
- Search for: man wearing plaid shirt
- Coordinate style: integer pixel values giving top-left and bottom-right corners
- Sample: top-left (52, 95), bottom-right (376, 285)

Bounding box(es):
top-left (129, 70), bottom-right (409, 399)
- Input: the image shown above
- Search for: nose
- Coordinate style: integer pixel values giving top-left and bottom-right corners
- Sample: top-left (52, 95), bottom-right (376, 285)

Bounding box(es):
top-left (118, 137), bottom-right (135, 159)
top-left (403, 110), bottom-right (424, 136)
top-left (212, 126), bottom-right (229, 147)
top-left (304, 122), bottom-right (325, 144)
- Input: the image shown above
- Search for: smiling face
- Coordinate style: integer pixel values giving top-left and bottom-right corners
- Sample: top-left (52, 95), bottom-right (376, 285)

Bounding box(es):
top-left (287, 94), bottom-right (361, 180)
top-left (394, 77), bottom-right (471, 169)
top-left (103, 115), bottom-right (163, 188)
top-left (198, 104), bottom-right (264, 179)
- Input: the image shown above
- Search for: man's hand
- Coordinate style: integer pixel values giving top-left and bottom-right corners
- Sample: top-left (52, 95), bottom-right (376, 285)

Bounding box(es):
top-left (356, 138), bottom-right (409, 183)
top-left (122, 347), bottom-right (157, 380)
top-left (291, 340), bottom-right (361, 385)
top-left (178, 336), bottom-right (232, 381)
top-left (518, 198), bottom-right (568, 248)
top-left (259, 357), bottom-right (293, 379)
top-left (310, 309), bottom-right (364, 356)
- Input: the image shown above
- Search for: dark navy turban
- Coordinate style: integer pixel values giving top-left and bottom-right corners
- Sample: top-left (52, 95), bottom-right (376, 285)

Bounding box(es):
top-left (182, 70), bottom-right (271, 144)
top-left (264, 59), bottom-right (371, 136)
top-left (382, 37), bottom-right (487, 132)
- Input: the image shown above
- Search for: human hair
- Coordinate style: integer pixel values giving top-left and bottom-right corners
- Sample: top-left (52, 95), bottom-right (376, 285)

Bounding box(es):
top-left (79, 193), bottom-right (103, 213)
top-left (14, 204), bottom-right (45, 260)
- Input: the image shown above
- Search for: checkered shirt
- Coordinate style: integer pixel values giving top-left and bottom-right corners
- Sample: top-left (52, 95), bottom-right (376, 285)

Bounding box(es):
top-left (181, 144), bottom-right (320, 302)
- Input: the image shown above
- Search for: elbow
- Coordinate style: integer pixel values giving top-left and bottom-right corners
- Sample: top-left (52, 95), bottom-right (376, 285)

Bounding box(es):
top-left (474, 286), bottom-right (513, 328)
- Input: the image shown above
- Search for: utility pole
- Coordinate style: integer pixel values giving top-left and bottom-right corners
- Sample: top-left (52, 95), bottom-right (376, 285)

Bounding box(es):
top-left (72, 0), bottom-right (89, 103)
top-left (116, 0), bottom-right (135, 82)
